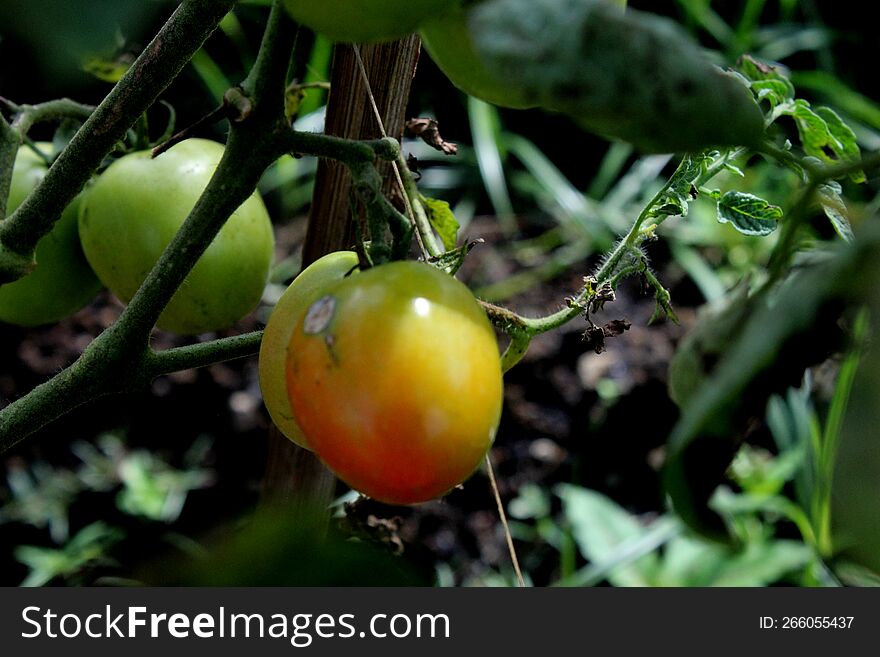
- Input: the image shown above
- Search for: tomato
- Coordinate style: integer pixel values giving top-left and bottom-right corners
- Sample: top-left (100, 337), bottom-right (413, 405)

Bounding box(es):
top-left (419, 2), bottom-right (538, 109)
top-left (0, 144), bottom-right (102, 327)
top-left (286, 260), bottom-right (503, 505)
top-left (283, 0), bottom-right (452, 43)
top-left (77, 139), bottom-right (275, 334)
top-left (259, 250), bottom-right (359, 449)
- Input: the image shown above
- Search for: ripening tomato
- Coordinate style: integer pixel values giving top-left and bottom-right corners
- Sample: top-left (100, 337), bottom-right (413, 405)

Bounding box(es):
top-left (283, 0), bottom-right (452, 43)
top-left (0, 143), bottom-right (102, 327)
top-left (286, 260), bottom-right (503, 505)
top-left (77, 139), bottom-right (275, 334)
top-left (259, 250), bottom-right (359, 449)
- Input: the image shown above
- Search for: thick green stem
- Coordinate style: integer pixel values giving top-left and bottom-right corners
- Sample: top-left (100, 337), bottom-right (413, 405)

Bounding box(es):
top-left (8, 99), bottom-right (95, 138)
top-left (0, 0), bottom-right (235, 281)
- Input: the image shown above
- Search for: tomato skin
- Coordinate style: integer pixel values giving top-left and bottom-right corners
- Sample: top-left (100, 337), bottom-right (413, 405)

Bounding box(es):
top-left (77, 138), bottom-right (275, 334)
top-left (259, 251), bottom-right (359, 449)
top-left (283, 0), bottom-right (452, 43)
top-left (0, 144), bottom-right (101, 327)
top-left (287, 261), bottom-right (503, 505)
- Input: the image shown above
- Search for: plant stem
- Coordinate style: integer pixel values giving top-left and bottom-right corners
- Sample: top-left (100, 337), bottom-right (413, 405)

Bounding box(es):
top-left (394, 150), bottom-right (443, 258)
top-left (8, 99), bottom-right (95, 137)
top-left (144, 331), bottom-right (264, 380)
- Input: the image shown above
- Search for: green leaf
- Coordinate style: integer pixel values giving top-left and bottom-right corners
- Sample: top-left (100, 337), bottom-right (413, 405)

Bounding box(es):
top-left (15, 521), bottom-right (122, 587)
top-left (556, 484), bottom-right (659, 586)
top-left (470, 0), bottom-right (764, 153)
top-left (716, 190), bottom-right (782, 236)
top-left (817, 181), bottom-right (854, 242)
top-left (791, 99), bottom-right (838, 156)
top-left (81, 54), bottom-right (132, 83)
top-left (711, 540), bottom-right (812, 586)
top-left (420, 195), bottom-right (460, 251)
top-left (786, 99), bottom-right (863, 178)
top-left (659, 534), bottom-right (811, 586)
top-left (508, 484), bottom-right (551, 520)
top-left (656, 535), bottom-right (728, 586)
top-left (751, 79), bottom-right (794, 109)
top-left (664, 231), bottom-right (880, 542)
top-left (426, 240), bottom-right (480, 275)
top-left (738, 55), bottom-right (795, 102)
top-left (728, 446), bottom-right (806, 496)
top-left (792, 70), bottom-right (880, 132)
top-left (815, 107), bottom-right (865, 183)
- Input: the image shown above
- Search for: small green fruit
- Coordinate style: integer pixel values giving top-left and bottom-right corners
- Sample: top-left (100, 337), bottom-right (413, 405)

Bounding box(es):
top-left (0, 144), bottom-right (102, 327)
top-left (77, 139), bottom-right (275, 334)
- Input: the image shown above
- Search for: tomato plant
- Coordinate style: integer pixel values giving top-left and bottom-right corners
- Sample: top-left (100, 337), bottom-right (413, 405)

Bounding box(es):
top-left (1, 0), bottom-right (878, 590)
top-left (283, 0), bottom-right (452, 43)
top-left (286, 260), bottom-right (503, 505)
top-left (0, 144), bottom-right (101, 327)
top-left (259, 250), bottom-right (359, 449)
top-left (77, 138), bottom-right (275, 335)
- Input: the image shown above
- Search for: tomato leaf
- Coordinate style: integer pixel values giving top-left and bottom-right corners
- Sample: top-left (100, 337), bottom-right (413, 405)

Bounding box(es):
top-left (649, 152), bottom-right (713, 219)
top-left (469, 0), bottom-right (764, 152)
top-left (738, 55), bottom-right (795, 105)
top-left (716, 191), bottom-right (782, 236)
top-left (420, 195), bottom-right (460, 251)
top-left (815, 106), bottom-right (865, 183)
top-left (817, 181), bottom-right (854, 242)
top-left (81, 54), bottom-right (132, 84)
top-left (785, 99), bottom-right (864, 179)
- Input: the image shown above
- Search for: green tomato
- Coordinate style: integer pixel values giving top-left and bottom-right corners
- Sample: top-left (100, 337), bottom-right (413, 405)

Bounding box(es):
top-left (0, 144), bottom-right (102, 327)
top-left (77, 139), bottom-right (275, 335)
top-left (259, 250), bottom-right (360, 449)
top-left (419, 2), bottom-right (538, 109)
top-left (283, 0), bottom-right (453, 43)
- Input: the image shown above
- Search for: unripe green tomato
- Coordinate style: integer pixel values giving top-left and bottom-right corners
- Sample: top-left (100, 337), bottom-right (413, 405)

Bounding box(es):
top-left (287, 260), bottom-right (503, 505)
top-left (283, 0), bottom-right (452, 43)
top-left (0, 144), bottom-right (102, 327)
top-left (77, 139), bottom-right (275, 334)
top-left (259, 251), bottom-right (359, 449)
top-left (419, 2), bottom-right (538, 109)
